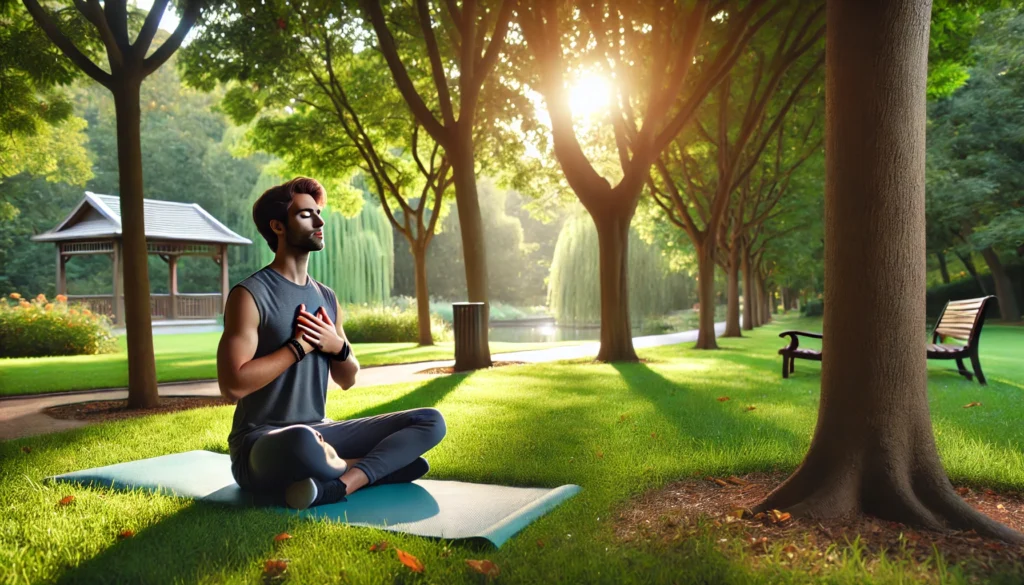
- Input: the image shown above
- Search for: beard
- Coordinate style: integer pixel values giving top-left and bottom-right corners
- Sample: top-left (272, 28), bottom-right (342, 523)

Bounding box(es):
top-left (284, 225), bottom-right (324, 252)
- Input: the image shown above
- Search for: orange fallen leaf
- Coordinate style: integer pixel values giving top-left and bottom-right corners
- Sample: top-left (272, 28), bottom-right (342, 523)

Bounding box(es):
top-left (21, 446), bottom-right (31, 453)
top-left (618, 414), bottom-right (628, 422)
top-left (650, 432), bottom-right (657, 438)
top-left (711, 478), bottom-right (729, 487)
top-left (985, 541), bottom-right (1005, 551)
top-left (369, 540), bottom-right (389, 552)
top-left (117, 529), bottom-right (135, 540)
top-left (768, 509), bottom-right (791, 523)
top-left (595, 450), bottom-right (604, 459)
top-left (465, 559), bottom-right (500, 578)
top-left (963, 402), bottom-right (982, 408)
top-left (717, 396), bottom-right (730, 402)
top-left (263, 559), bottom-right (288, 577)
top-left (274, 532), bottom-right (291, 542)
top-left (396, 549), bottom-right (424, 573)
top-left (745, 406), bottom-right (756, 411)
top-left (58, 495), bottom-right (74, 506)
top-left (726, 476), bottom-right (749, 486)
top-left (536, 539), bottom-right (545, 548)
top-left (956, 487), bottom-right (971, 496)
top-left (727, 508), bottom-right (746, 519)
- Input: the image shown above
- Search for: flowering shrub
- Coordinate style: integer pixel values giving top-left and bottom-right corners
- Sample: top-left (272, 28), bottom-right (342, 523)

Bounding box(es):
top-left (0, 293), bottom-right (118, 358)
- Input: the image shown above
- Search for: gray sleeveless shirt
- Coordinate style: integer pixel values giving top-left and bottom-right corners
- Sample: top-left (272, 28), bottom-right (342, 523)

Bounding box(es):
top-left (227, 266), bottom-right (339, 461)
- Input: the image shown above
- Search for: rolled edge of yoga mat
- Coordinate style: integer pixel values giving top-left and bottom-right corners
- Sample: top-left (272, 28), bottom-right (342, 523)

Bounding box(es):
top-left (476, 484), bottom-right (582, 548)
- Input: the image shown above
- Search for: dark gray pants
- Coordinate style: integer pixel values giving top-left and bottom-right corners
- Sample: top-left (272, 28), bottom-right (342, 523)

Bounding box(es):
top-left (238, 407), bottom-right (446, 494)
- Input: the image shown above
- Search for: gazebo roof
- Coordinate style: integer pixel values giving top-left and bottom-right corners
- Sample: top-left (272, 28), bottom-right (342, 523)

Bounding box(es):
top-left (31, 192), bottom-right (252, 245)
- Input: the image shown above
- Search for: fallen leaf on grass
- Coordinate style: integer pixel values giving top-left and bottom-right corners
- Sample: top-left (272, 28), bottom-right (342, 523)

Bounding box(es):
top-left (726, 476), bottom-right (749, 486)
top-left (956, 487), bottom-right (971, 496)
top-left (706, 477), bottom-right (729, 487)
top-left (717, 396), bottom-right (730, 402)
top-left (768, 509), bottom-right (791, 524)
top-left (650, 432), bottom-right (657, 438)
top-left (21, 446), bottom-right (31, 453)
top-left (595, 450), bottom-right (604, 459)
top-left (263, 559), bottom-right (288, 578)
top-left (58, 495), bottom-right (74, 506)
top-left (274, 533), bottom-right (291, 542)
top-left (117, 529), bottom-right (135, 540)
top-left (726, 508), bottom-right (747, 520)
top-left (369, 541), bottom-right (389, 552)
top-left (745, 406), bottom-right (756, 411)
top-left (396, 549), bottom-right (424, 573)
top-left (536, 539), bottom-right (545, 548)
top-left (465, 559), bottom-right (500, 578)
top-left (963, 402), bottom-right (982, 408)
top-left (997, 503), bottom-right (1006, 510)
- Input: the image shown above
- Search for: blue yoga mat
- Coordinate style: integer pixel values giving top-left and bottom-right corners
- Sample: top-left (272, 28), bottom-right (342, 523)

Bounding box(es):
top-left (46, 450), bottom-right (580, 548)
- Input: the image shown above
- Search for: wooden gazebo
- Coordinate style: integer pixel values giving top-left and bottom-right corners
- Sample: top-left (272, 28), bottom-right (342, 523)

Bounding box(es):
top-left (31, 192), bottom-right (251, 326)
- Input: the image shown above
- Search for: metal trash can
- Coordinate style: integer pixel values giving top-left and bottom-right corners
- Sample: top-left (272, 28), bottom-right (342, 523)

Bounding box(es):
top-left (453, 302), bottom-right (491, 371)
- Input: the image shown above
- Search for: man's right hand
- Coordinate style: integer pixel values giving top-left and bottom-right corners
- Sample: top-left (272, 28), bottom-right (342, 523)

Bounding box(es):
top-left (292, 303), bottom-right (316, 355)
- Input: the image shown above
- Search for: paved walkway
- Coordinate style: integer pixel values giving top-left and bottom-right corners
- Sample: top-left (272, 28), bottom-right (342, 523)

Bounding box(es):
top-left (0, 323), bottom-right (726, 441)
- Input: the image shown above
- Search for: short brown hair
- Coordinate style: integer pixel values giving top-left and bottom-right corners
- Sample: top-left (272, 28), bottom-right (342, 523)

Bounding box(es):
top-left (252, 177), bottom-right (326, 251)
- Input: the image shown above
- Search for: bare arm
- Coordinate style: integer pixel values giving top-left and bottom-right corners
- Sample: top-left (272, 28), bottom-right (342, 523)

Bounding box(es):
top-left (329, 297), bottom-right (360, 390)
top-left (217, 287), bottom-right (306, 402)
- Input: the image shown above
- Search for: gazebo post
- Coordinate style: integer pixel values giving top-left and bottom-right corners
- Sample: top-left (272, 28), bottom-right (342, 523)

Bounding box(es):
top-left (56, 246), bottom-right (67, 296)
top-left (219, 244), bottom-right (229, 313)
top-left (112, 239), bottom-right (124, 326)
top-left (169, 255), bottom-right (179, 320)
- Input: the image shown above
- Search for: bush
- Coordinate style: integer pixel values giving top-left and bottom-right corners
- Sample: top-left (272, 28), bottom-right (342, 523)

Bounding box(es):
top-left (927, 263), bottom-right (1023, 318)
top-left (341, 305), bottom-right (451, 343)
top-left (802, 299), bottom-right (824, 317)
top-left (388, 296), bottom-right (549, 324)
top-left (0, 293), bottom-right (118, 358)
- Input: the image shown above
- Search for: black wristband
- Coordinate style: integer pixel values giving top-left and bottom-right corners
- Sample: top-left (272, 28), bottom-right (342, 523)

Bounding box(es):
top-left (285, 339), bottom-right (305, 362)
top-left (330, 340), bottom-right (351, 362)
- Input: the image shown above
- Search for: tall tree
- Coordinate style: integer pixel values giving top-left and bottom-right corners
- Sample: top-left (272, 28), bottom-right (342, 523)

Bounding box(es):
top-left (754, 0), bottom-right (1022, 542)
top-left (519, 0), bottom-right (777, 361)
top-left (22, 0), bottom-right (204, 408)
top-left (645, 3), bottom-right (823, 347)
top-left (360, 0), bottom-right (518, 369)
top-left (182, 0), bottom-right (452, 345)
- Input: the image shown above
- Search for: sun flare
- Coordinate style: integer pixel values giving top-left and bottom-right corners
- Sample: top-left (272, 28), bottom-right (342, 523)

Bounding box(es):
top-left (567, 72), bottom-right (611, 119)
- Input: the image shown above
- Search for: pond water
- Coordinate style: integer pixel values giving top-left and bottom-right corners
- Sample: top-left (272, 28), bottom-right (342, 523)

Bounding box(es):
top-left (488, 324), bottom-right (602, 343)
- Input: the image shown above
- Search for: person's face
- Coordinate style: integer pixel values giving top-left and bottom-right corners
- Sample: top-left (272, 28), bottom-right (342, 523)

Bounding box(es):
top-left (274, 193), bottom-right (325, 253)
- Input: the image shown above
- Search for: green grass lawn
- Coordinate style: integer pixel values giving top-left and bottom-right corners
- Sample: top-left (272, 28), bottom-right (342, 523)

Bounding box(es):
top-left (0, 334), bottom-right (587, 396)
top-left (2, 317), bottom-right (1023, 583)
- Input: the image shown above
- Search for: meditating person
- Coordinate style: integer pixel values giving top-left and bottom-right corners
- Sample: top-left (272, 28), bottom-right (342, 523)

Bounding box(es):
top-left (216, 177), bottom-right (446, 509)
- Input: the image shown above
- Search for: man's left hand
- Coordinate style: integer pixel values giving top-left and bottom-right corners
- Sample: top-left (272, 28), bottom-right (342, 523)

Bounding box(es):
top-left (296, 307), bottom-right (345, 355)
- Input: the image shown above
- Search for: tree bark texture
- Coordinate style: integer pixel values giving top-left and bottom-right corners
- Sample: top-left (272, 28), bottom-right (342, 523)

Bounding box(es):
top-left (742, 247), bottom-right (755, 328)
top-left (756, 0), bottom-right (1022, 543)
top-left (694, 243), bottom-right (719, 349)
top-left (756, 275), bottom-right (770, 325)
top-left (411, 243), bottom-right (434, 346)
top-left (980, 247), bottom-right (1021, 321)
top-left (114, 80), bottom-right (159, 410)
top-left (450, 143), bottom-right (491, 368)
top-left (592, 204), bottom-right (639, 362)
top-left (723, 245), bottom-right (743, 337)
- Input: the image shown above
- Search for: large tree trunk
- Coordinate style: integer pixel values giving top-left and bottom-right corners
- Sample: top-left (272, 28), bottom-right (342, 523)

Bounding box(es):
top-left (741, 247), bottom-right (755, 329)
top-left (449, 139), bottom-right (491, 369)
top-left (980, 246), bottom-right (1021, 321)
top-left (114, 79), bottom-right (159, 410)
top-left (592, 202), bottom-right (639, 362)
top-left (956, 251), bottom-right (987, 294)
top-left (411, 242), bottom-right (434, 346)
top-left (723, 245), bottom-right (742, 337)
top-left (694, 242), bottom-right (719, 349)
top-left (936, 251), bottom-right (950, 284)
top-left (756, 0), bottom-right (1022, 543)
top-left (756, 275), bottom-right (770, 325)
top-left (781, 287), bottom-right (790, 315)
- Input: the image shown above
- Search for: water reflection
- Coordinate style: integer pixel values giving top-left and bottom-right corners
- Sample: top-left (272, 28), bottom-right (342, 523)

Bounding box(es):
top-left (488, 325), bottom-right (601, 343)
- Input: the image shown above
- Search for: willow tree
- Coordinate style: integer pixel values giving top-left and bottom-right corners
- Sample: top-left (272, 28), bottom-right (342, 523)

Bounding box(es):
top-left (360, 0), bottom-right (519, 368)
top-left (182, 0), bottom-right (452, 345)
top-left (519, 0), bottom-right (776, 361)
top-left (754, 0), bottom-right (1022, 543)
top-left (22, 0), bottom-right (203, 409)
top-left (549, 214), bottom-right (690, 326)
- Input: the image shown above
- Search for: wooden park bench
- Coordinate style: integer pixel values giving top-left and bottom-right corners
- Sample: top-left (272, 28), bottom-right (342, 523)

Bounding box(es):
top-left (778, 296), bottom-right (996, 385)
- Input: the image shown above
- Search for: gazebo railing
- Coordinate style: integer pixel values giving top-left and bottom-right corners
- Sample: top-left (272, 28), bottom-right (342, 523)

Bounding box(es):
top-left (66, 293), bottom-right (223, 320)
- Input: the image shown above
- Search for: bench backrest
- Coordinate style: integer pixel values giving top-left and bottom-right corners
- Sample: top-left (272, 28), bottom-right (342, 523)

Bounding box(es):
top-left (932, 295), bottom-right (995, 346)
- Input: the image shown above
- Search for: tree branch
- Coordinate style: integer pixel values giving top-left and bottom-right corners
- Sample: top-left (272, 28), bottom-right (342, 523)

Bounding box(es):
top-left (142, 0), bottom-right (201, 76)
top-left (22, 0), bottom-right (113, 87)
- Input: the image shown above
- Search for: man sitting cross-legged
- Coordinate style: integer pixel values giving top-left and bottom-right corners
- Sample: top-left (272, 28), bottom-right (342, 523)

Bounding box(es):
top-left (217, 177), bottom-right (446, 509)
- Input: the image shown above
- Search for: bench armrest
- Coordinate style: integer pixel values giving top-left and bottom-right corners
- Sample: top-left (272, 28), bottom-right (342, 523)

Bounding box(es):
top-left (778, 330), bottom-right (823, 351)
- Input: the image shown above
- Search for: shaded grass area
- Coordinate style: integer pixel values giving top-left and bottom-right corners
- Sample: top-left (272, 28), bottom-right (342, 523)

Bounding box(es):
top-left (1, 317), bottom-right (1022, 583)
top-left (0, 334), bottom-right (585, 396)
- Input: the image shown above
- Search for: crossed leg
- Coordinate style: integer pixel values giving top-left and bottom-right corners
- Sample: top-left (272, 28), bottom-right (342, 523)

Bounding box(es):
top-left (245, 407), bottom-right (447, 497)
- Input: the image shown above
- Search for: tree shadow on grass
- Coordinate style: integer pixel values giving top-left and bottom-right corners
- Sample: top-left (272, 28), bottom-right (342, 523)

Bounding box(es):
top-left (335, 372), bottom-right (471, 421)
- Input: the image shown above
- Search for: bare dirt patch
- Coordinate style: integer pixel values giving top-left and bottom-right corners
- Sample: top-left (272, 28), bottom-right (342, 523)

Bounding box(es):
top-left (44, 396), bottom-right (231, 424)
top-left (616, 471), bottom-right (1024, 575)
top-left (416, 361), bottom-right (528, 375)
